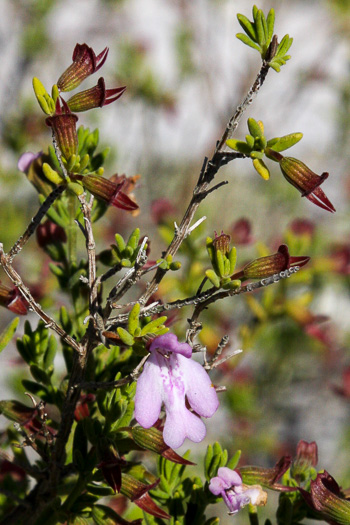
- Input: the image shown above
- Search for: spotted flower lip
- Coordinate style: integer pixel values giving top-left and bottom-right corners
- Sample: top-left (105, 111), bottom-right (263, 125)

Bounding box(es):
top-left (134, 333), bottom-right (219, 449)
top-left (57, 43), bottom-right (109, 92)
top-left (209, 467), bottom-right (267, 515)
top-left (67, 77), bottom-right (126, 112)
top-left (231, 244), bottom-right (310, 281)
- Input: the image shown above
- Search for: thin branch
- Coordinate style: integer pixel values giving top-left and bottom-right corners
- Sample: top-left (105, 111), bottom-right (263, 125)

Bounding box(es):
top-left (8, 185), bottom-right (65, 261)
top-left (137, 61), bottom-right (271, 306)
top-left (107, 267), bottom-right (300, 329)
top-left (0, 243), bottom-right (81, 353)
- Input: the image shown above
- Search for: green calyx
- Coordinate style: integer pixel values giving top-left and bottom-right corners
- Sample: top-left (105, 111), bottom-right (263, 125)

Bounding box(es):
top-left (206, 237), bottom-right (237, 288)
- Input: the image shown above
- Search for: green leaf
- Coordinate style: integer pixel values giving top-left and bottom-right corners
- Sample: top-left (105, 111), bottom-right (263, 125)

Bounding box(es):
top-left (0, 317), bottom-right (19, 353)
top-left (236, 33), bottom-right (261, 53)
top-left (267, 132), bottom-right (303, 152)
top-left (255, 9), bottom-right (266, 47)
top-left (140, 316), bottom-right (168, 337)
top-left (266, 9), bottom-right (275, 44)
top-left (237, 14), bottom-right (257, 41)
top-left (228, 247), bottom-right (237, 275)
top-left (114, 233), bottom-right (126, 254)
top-left (116, 327), bottom-right (134, 346)
top-left (126, 228), bottom-right (140, 251)
top-left (252, 158), bottom-right (270, 180)
top-left (226, 139), bottom-right (252, 155)
top-left (227, 449), bottom-right (241, 470)
top-left (276, 34), bottom-right (293, 57)
top-left (216, 250), bottom-right (225, 278)
top-left (128, 303), bottom-right (140, 336)
top-left (247, 118), bottom-right (263, 139)
top-left (205, 269), bottom-right (220, 288)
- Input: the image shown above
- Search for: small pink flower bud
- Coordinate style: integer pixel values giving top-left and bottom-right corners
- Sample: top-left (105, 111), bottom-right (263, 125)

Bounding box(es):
top-left (46, 100), bottom-right (78, 160)
top-left (57, 43), bottom-right (109, 92)
top-left (67, 77), bottom-right (126, 112)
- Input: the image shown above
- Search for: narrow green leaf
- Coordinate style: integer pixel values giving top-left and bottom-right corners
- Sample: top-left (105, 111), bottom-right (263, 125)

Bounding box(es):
top-left (216, 250), bottom-right (225, 278)
top-left (116, 327), bottom-right (134, 346)
top-left (247, 118), bottom-right (263, 138)
top-left (227, 449), bottom-right (242, 470)
top-left (228, 247), bottom-right (237, 275)
top-left (126, 228), bottom-right (140, 251)
top-left (226, 138), bottom-right (252, 154)
top-left (237, 14), bottom-right (257, 41)
top-left (268, 132), bottom-right (303, 152)
top-left (252, 158), bottom-right (270, 180)
top-left (140, 316), bottom-right (168, 336)
top-left (114, 233), bottom-right (126, 254)
top-left (276, 34), bottom-right (293, 57)
top-left (0, 318), bottom-right (19, 353)
top-left (266, 9), bottom-right (275, 43)
top-left (236, 33), bottom-right (261, 53)
top-left (128, 303), bottom-right (140, 336)
top-left (255, 10), bottom-right (266, 46)
top-left (205, 269), bottom-right (220, 288)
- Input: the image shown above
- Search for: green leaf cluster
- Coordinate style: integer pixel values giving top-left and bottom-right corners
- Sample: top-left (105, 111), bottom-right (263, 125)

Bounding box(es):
top-left (116, 303), bottom-right (168, 347)
top-left (226, 118), bottom-right (302, 180)
top-left (100, 228), bottom-right (143, 268)
top-left (236, 6), bottom-right (293, 71)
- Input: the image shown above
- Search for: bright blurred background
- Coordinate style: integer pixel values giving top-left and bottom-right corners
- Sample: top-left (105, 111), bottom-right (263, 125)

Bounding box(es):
top-left (1, 1), bottom-right (350, 523)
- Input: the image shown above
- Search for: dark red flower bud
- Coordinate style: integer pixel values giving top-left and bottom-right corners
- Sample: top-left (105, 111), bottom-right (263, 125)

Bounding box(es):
top-left (67, 77), bottom-right (126, 112)
top-left (74, 393), bottom-right (95, 422)
top-left (97, 441), bottom-right (126, 493)
top-left (292, 440), bottom-right (318, 482)
top-left (232, 244), bottom-right (310, 281)
top-left (131, 426), bottom-right (195, 465)
top-left (239, 456), bottom-right (294, 491)
top-left (0, 283), bottom-right (28, 315)
top-left (36, 220), bottom-right (67, 247)
top-left (57, 43), bottom-right (109, 92)
top-left (121, 474), bottom-right (170, 519)
top-left (213, 231), bottom-right (231, 255)
top-left (150, 198), bottom-right (176, 224)
top-left (46, 100), bottom-right (78, 160)
top-left (77, 174), bottom-right (139, 211)
top-left (230, 218), bottom-right (253, 245)
top-left (267, 149), bottom-right (335, 213)
top-left (289, 218), bottom-right (315, 237)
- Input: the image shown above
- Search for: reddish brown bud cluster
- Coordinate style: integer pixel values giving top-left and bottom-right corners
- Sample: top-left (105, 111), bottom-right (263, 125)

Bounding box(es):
top-left (213, 231), bottom-right (231, 255)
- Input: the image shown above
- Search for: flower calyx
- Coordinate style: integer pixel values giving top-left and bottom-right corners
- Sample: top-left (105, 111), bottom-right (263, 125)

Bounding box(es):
top-left (57, 43), bottom-right (109, 92)
top-left (67, 77), bottom-right (126, 112)
top-left (231, 244), bottom-right (310, 281)
top-left (206, 232), bottom-right (240, 289)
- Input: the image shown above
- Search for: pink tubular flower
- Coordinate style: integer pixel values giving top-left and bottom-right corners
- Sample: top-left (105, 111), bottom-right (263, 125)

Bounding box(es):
top-left (209, 467), bottom-right (267, 515)
top-left (67, 77), bottom-right (126, 112)
top-left (134, 333), bottom-right (219, 449)
top-left (57, 43), bottom-right (109, 92)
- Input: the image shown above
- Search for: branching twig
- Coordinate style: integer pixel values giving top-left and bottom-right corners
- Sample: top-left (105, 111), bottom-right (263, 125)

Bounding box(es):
top-left (107, 267), bottom-right (300, 328)
top-left (0, 243), bottom-right (81, 353)
top-left (137, 61), bottom-right (271, 306)
top-left (8, 185), bottom-right (65, 261)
